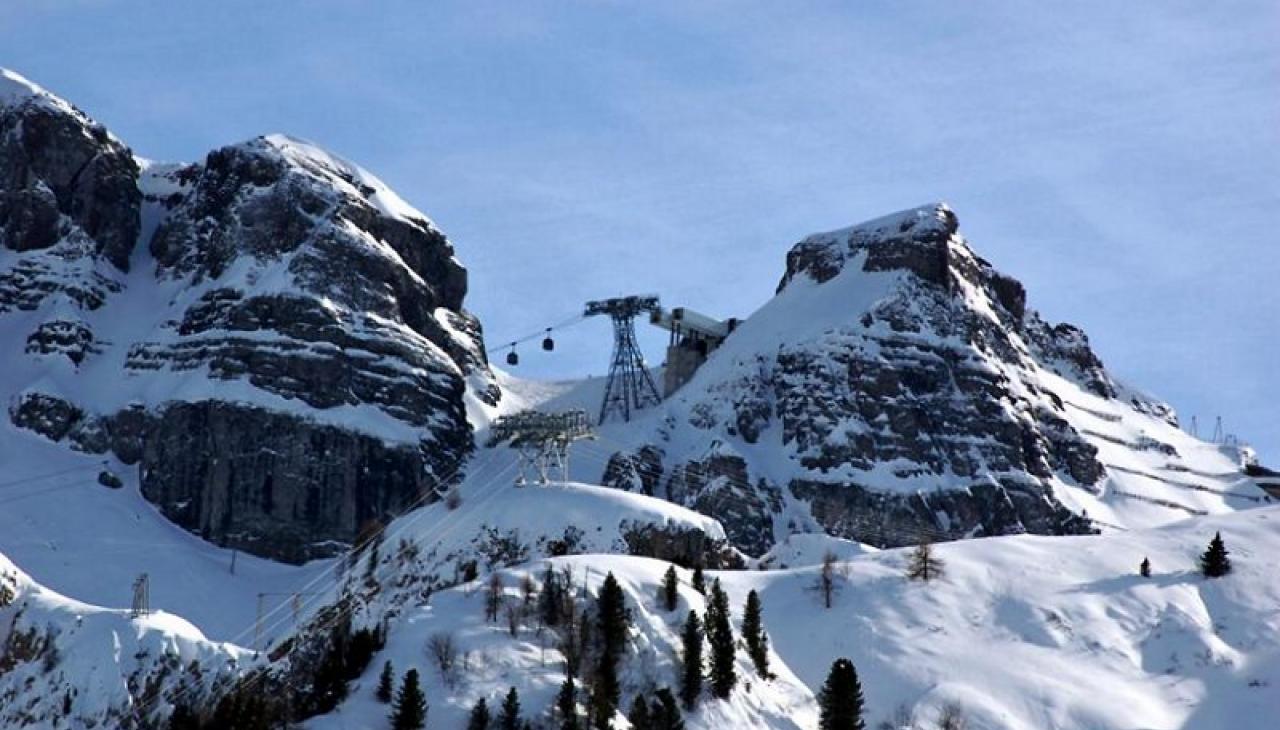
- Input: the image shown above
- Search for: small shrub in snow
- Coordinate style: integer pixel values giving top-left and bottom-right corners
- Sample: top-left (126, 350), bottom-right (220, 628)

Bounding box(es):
top-left (937, 702), bottom-right (968, 730)
top-left (445, 489), bottom-right (463, 510)
top-left (426, 632), bottom-right (458, 686)
top-left (1139, 557), bottom-right (1151, 578)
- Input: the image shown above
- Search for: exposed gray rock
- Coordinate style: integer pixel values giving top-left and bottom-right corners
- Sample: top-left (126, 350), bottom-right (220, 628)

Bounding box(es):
top-left (139, 401), bottom-right (437, 564)
top-left (9, 391), bottom-right (83, 442)
top-left (2, 79), bottom-right (496, 563)
top-left (601, 204), bottom-right (1158, 553)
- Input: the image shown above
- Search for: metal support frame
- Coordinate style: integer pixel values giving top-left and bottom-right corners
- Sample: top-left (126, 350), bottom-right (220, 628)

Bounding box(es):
top-left (130, 573), bottom-right (150, 619)
top-left (488, 410), bottom-right (595, 485)
top-left (585, 295), bottom-right (662, 424)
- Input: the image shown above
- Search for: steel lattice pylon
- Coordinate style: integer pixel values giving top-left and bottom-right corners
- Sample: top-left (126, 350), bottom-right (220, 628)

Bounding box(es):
top-left (488, 410), bottom-right (595, 485)
top-left (585, 295), bottom-right (662, 424)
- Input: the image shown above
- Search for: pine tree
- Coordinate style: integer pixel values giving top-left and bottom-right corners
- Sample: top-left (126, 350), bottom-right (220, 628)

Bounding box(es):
top-left (627, 695), bottom-right (652, 730)
top-left (391, 668), bottom-right (428, 730)
top-left (651, 689), bottom-right (685, 730)
top-left (706, 580), bottom-right (736, 699)
top-left (1139, 557), bottom-right (1151, 578)
top-left (679, 611), bottom-right (703, 709)
top-left (742, 589), bottom-right (771, 678)
top-left (166, 703), bottom-right (201, 730)
top-left (558, 676), bottom-right (580, 730)
top-left (818, 658), bottom-right (865, 730)
top-left (661, 565), bottom-right (679, 612)
top-left (691, 565), bottom-right (705, 595)
top-left (1200, 532), bottom-right (1232, 578)
top-left (499, 687), bottom-right (522, 730)
top-left (597, 572), bottom-right (629, 658)
top-left (469, 697), bottom-right (491, 730)
top-left (376, 660), bottom-right (395, 703)
top-left (592, 656), bottom-right (621, 729)
top-left (905, 541), bottom-right (945, 582)
top-left (541, 564), bottom-right (564, 627)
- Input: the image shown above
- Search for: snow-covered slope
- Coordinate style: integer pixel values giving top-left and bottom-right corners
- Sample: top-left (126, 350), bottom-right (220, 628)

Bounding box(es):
top-left (296, 505), bottom-right (1280, 730)
top-left (0, 551), bottom-right (248, 729)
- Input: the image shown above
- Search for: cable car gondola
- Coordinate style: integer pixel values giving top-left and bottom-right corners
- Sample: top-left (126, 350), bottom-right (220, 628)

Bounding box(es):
top-left (542, 328), bottom-right (555, 351)
top-left (506, 343), bottom-right (519, 366)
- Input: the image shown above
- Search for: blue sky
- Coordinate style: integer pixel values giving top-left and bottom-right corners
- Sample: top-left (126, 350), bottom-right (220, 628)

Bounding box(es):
top-left (4, 1), bottom-right (1276, 458)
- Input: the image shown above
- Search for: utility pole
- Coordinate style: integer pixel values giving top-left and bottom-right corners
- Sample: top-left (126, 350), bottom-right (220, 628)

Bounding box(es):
top-left (130, 574), bottom-right (150, 619)
top-left (585, 295), bottom-right (662, 424)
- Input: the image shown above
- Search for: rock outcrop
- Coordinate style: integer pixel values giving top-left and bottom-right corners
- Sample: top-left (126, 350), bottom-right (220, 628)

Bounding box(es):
top-left (601, 204), bottom-right (1179, 554)
top-left (1, 70), bottom-right (495, 562)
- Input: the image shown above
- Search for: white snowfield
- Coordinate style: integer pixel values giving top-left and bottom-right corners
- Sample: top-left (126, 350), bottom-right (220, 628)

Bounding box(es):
top-left (307, 506), bottom-right (1280, 730)
top-left (0, 552), bottom-right (248, 728)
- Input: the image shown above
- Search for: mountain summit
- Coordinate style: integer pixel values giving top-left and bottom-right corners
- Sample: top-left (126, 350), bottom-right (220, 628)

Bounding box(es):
top-left (1, 70), bottom-right (495, 562)
top-left (594, 203), bottom-right (1257, 554)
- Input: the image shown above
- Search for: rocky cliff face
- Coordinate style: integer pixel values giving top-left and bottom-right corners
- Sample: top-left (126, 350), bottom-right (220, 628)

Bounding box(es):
top-left (0, 70), bottom-right (495, 563)
top-left (600, 204), bottom-right (1190, 555)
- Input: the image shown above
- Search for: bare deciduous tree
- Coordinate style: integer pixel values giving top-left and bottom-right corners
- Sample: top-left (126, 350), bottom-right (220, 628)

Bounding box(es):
top-left (938, 702), bottom-right (968, 730)
top-left (505, 601), bottom-right (522, 637)
top-left (427, 631), bottom-right (459, 686)
top-left (905, 541), bottom-right (945, 583)
top-left (485, 572), bottom-right (504, 622)
top-left (810, 550), bottom-right (844, 609)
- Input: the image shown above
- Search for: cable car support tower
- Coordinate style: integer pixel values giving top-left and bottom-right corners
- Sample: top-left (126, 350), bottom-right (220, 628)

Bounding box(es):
top-left (488, 410), bottom-right (595, 485)
top-left (585, 295), bottom-right (662, 424)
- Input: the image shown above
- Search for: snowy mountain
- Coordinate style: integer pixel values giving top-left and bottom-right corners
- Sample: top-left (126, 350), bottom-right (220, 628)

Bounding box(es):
top-left (0, 68), bottom-right (1274, 729)
top-left (1, 68), bottom-right (496, 564)
top-left (571, 204), bottom-right (1263, 555)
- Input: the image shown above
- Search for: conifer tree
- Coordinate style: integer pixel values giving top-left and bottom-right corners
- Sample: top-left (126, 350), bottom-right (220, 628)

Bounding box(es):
top-left (591, 656), bottom-right (621, 729)
top-left (541, 564), bottom-right (564, 627)
top-left (1200, 532), bottom-right (1232, 578)
top-left (742, 589), bottom-right (771, 678)
top-left (1139, 557), bottom-right (1151, 578)
top-left (499, 686), bottom-right (522, 730)
top-left (691, 565), bottom-right (705, 595)
top-left (905, 540), bottom-right (945, 582)
top-left (818, 658), bottom-right (865, 730)
top-left (166, 703), bottom-right (200, 730)
top-left (706, 580), bottom-right (736, 698)
top-left (679, 611), bottom-right (703, 709)
top-left (469, 697), bottom-right (491, 730)
top-left (627, 694), bottom-right (652, 730)
top-left (391, 668), bottom-right (428, 730)
top-left (376, 660), bottom-right (394, 703)
top-left (558, 676), bottom-right (580, 730)
top-left (661, 565), bottom-right (680, 612)
top-left (651, 689), bottom-right (685, 730)
top-left (597, 572), bottom-right (629, 658)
